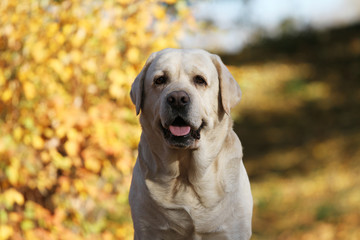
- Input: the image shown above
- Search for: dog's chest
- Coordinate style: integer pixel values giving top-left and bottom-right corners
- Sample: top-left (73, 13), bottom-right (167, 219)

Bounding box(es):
top-left (146, 177), bottom-right (202, 208)
top-left (146, 176), bottom-right (229, 232)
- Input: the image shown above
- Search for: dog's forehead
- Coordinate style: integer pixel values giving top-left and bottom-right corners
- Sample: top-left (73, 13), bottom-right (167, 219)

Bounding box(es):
top-left (150, 49), bottom-right (216, 77)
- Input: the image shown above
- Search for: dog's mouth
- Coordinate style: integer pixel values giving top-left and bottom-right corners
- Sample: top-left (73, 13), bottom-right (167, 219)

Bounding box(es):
top-left (161, 117), bottom-right (204, 148)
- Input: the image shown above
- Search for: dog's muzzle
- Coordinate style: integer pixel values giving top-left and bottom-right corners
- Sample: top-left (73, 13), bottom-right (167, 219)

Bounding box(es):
top-left (161, 90), bottom-right (204, 149)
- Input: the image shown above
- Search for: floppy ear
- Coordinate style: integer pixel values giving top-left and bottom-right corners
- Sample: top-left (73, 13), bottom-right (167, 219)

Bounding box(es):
top-left (211, 54), bottom-right (242, 115)
top-left (130, 52), bottom-right (158, 115)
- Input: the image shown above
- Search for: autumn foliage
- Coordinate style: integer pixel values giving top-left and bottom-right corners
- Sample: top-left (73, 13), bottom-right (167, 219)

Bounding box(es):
top-left (0, 0), bottom-right (192, 239)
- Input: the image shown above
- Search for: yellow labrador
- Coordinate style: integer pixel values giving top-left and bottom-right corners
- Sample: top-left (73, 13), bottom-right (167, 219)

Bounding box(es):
top-left (129, 49), bottom-right (253, 240)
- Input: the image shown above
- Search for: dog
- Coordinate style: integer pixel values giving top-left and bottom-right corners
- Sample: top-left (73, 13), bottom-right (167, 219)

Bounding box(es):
top-left (129, 48), bottom-right (253, 240)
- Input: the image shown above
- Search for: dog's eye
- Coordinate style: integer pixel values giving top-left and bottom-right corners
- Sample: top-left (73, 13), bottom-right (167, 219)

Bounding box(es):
top-left (154, 76), bottom-right (167, 85)
top-left (194, 75), bottom-right (207, 86)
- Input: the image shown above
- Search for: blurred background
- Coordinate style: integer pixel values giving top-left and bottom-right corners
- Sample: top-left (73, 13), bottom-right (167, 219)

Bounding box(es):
top-left (0, 0), bottom-right (359, 239)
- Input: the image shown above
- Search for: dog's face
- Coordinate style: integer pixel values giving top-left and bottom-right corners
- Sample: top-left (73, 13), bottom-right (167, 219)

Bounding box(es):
top-left (131, 49), bottom-right (241, 149)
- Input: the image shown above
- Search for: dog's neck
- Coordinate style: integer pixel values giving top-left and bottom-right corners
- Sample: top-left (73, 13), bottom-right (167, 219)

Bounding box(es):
top-left (138, 134), bottom-right (197, 181)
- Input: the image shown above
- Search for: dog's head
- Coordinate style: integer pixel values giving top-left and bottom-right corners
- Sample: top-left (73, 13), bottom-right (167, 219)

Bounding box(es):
top-left (130, 48), bottom-right (241, 149)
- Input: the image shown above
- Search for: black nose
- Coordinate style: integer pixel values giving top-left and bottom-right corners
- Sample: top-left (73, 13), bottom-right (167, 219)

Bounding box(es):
top-left (167, 91), bottom-right (190, 109)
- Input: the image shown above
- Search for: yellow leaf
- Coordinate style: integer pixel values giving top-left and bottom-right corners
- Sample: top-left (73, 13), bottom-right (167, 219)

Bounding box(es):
top-left (59, 66), bottom-right (72, 82)
top-left (23, 82), bottom-right (36, 100)
top-left (163, 0), bottom-right (177, 3)
top-left (55, 126), bottom-right (67, 139)
top-left (64, 140), bottom-right (79, 157)
top-left (116, 222), bottom-right (134, 239)
top-left (124, 65), bottom-right (137, 79)
top-left (62, 24), bottom-right (75, 36)
top-left (49, 58), bottom-right (64, 75)
top-left (32, 135), bottom-right (44, 150)
top-left (154, 5), bottom-right (166, 20)
top-left (55, 33), bottom-right (66, 45)
top-left (13, 126), bottom-right (23, 141)
top-left (6, 164), bottom-right (19, 185)
top-left (29, 20), bottom-right (41, 33)
top-left (82, 58), bottom-right (97, 73)
top-left (109, 83), bottom-right (125, 99)
top-left (18, 67), bottom-right (30, 82)
top-left (105, 47), bottom-right (119, 65)
top-left (71, 28), bottom-right (87, 47)
top-left (40, 151), bottom-right (51, 163)
top-left (118, 0), bottom-right (132, 4)
top-left (85, 157), bottom-right (101, 173)
top-left (46, 22), bottom-right (59, 37)
top-left (50, 149), bottom-right (72, 170)
top-left (0, 69), bottom-right (5, 86)
top-left (22, 220), bottom-right (35, 231)
top-left (116, 151), bottom-right (132, 174)
top-left (108, 69), bottom-right (126, 84)
top-left (31, 41), bottom-right (48, 63)
top-left (4, 188), bottom-right (24, 206)
top-left (74, 179), bottom-right (85, 193)
top-left (70, 50), bottom-right (82, 64)
top-left (23, 134), bottom-right (31, 145)
top-left (67, 128), bottom-right (80, 141)
top-left (0, 225), bottom-right (13, 240)
top-left (125, 19), bottom-right (138, 33)
top-left (126, 47), bottom-right (140, 64)
top-left (44, 128), bottom-right (54, 138)
top-left (1, 88), bottom-right (12, 102)
top-left (104, 183), bottom-right (113, 193)
top-left (152, 38), bottom-right (174, 52)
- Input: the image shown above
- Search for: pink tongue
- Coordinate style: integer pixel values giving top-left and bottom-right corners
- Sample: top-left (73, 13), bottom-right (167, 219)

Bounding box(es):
top-left (169, 125), bottom-right (191, 136)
